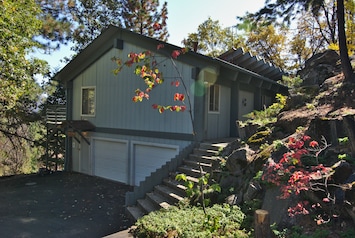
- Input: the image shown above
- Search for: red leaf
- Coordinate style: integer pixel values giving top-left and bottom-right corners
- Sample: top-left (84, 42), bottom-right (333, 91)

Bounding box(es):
top-left (153, 22), bottom-right (162, 31)
top-left (171, 50), bottom-right (180, 59)
top-left (322, 197), bottom-right (330, 203)
top-left (171, 80), bottom-right (180, 87)
top-left (157, 44), bottom-right (165, 50)
top-left (309, 140), bottom-right (319, 148)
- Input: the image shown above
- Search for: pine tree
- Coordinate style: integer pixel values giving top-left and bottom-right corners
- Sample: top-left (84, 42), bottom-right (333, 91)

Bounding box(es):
top-left (121, 0), bottom-right (169, 41)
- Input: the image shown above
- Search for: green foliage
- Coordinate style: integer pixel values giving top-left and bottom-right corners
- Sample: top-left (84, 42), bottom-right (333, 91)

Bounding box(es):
top-left (239, 94), bottom-right (287, 128)
top-left (272, 139), bottom-right (285, 150)
top-left (1, 0), bottom-right (46, 109)
top-left (132, 204), bottom-right (249, 238)
top-left (175, 173), bottom-right (221, 207)
top-left (340, 228), bottom-right (355, 238)
top-left (0, 0), bottom-right (48, 175)
top-left (338, 136), bottom-right (349, 145)
top-left (245, 23), bottom-right (289, 70)
top-left (248, 0), bottom-right (355, 80)
top-left (247, 129), bottom-right (272, 144)
top-left (306, 103), bottom-right (316, 110)
top-left (38, 0), bottom-right (169, 52)
top-left (272, 225), bottom-right (355, 238)
top-left (182, 17), bottom-right (238, 57)
top-left (239, 199), bottom-right (262, 232)
top-left (121, 0), bottom-right (168, 42)
top-left (0, 121), bottom-right (45, 176)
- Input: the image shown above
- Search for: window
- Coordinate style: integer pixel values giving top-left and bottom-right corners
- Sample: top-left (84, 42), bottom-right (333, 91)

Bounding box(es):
top-left (81, 87), bottom-right (95, 116)
top-left (208, 84), bottom-right (220, 112)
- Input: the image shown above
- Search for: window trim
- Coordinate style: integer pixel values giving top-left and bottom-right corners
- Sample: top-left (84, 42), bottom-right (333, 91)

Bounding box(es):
top-left (208, 84), bottom-right (220, 113)
top-left (81, 86), bottom-right (96, 117)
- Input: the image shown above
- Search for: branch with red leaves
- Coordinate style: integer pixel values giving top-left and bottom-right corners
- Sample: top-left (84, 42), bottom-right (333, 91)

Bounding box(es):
top-left (112, 43), bottom-right (195, 135)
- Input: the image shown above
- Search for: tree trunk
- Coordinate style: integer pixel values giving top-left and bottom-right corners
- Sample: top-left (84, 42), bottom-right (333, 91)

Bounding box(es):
top-left (337, 0), bottom-right (355, 81)
top-left (254, 209), bottom-right (271, 238)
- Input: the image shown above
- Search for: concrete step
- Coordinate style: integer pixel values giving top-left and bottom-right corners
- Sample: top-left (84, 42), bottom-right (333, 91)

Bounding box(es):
top-left (189, 153), bottom-right (219, 162)
top-left (178, 165), bottom-right (207, 178)
top-left (183, 159), bottom-right (213, 171)
top-left (171, 171), bottom-right (199, 183)
top-left (126, 206), bottom-right (145, 221)
top-left (162, 178), bottom-right (187, 196)
top-left (199, 142), bottom-right (227, 151)
top-left (125, 139), bottom-right (236, 223)
top-left (193, 148), bottom-right (219, 157)
top-left (137, 197), bottom-right (157, 214)
top-left (154, 184), bottom-right (184, 204)
top-left (146, 192), bottom-right (171, 210)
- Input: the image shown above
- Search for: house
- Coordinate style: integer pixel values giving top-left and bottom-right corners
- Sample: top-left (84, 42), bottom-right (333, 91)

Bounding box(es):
top-left (55, 25), bottom-right (288, 187)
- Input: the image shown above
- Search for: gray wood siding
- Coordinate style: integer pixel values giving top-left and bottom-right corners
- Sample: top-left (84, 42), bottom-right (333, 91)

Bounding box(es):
top-left (71, 45), bottom-right (195, 135)
top-left (206, 85), bottom-right (231, 139)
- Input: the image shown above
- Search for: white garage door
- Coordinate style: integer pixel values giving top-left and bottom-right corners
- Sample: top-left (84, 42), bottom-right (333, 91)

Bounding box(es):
top-left (93, 139), bottom-right (128, 183)
top-left (134, 143), bottom-right (178, 186)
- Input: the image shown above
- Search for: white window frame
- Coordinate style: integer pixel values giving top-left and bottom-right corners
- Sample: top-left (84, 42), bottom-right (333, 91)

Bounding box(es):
top-left (81, 86), bottom-right (96, 117)
top-left (208, 84), bottom-right (220, 113)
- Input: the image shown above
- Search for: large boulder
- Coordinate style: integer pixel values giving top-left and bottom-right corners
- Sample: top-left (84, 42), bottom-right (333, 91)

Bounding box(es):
top-left (225, 145), bottom-right (255, 172)
top-left (298, 50), bottom-right (341, 87)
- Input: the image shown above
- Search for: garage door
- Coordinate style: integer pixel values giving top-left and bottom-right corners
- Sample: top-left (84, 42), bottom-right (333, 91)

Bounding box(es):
top-left (133, 143), bottom-right (178, 186)
top-left (93, 139), bottom-right (128, 183)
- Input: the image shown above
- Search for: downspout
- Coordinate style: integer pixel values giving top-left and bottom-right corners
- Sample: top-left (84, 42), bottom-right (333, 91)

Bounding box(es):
top-left (64, 81), bottom-right (74, 171)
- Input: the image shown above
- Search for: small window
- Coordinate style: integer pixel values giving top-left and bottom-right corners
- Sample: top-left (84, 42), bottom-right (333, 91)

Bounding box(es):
top-left (208, 84), bottom-right (220, 112)
top-left (81, 87), bottom-right (95, 116)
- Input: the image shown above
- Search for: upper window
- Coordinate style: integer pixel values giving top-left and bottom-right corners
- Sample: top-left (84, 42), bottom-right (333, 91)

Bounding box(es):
top-left (81, 87), bottom-right (96, 116)
top-left (208, 84), bottom-right (220, 112)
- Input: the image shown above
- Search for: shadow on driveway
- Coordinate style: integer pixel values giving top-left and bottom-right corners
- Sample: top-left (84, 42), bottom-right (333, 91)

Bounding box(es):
top-left (0, 172), bottom-right (133, 238)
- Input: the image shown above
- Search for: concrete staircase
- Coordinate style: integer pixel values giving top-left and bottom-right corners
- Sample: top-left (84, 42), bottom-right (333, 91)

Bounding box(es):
top-left (126, 139), bottom-right (233, 222)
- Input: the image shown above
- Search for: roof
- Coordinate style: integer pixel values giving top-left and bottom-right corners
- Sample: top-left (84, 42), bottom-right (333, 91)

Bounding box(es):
top-left (55, 25), bottom-right (287, 92)
top-left (218, 48), bottom-right (284, 81)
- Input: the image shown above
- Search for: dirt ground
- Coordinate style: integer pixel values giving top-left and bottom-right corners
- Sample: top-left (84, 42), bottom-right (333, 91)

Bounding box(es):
top-left (0, 171), bottom-right (134, 238)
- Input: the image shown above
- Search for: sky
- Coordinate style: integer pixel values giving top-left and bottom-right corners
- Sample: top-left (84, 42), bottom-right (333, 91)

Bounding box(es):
top-left (35, 0), bottom-right (265, 72)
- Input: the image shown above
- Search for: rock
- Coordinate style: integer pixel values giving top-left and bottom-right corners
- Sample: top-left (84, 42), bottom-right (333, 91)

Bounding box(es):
top-left (236, 122), bottom-right (258, 140)
top-left (332, 160), bottom-right (353, 184)
top-left (298, 50), bottom-right (341, 87)
top-left (307, 117), bottom-right (345, 145)
top-left (262, 187), bottom-right (292, 225)
top-left (345, 173), bottom-right (355, 203)
top-left (284, 94), bottom-right (307, 110)
top-left (225, 145), bottom-right (255, 172)
top-left (219, 139), bottom-right (242, 157)
top-left (225, 193), bottom-right (243, 205)
top-left (243, 181), bottom-right (262, 201)
top-left (219, 175), bottom-right (241, 189)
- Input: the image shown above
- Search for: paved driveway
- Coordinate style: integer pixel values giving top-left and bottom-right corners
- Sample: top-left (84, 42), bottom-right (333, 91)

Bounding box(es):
top-left (0, 172), bottom-right (133, 238)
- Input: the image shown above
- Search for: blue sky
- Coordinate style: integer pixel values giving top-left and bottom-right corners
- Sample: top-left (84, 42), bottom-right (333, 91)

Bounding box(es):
top-left (166, 0), bottom-right (265, 46)
top-left (34, 0), bottom-right (265, 72)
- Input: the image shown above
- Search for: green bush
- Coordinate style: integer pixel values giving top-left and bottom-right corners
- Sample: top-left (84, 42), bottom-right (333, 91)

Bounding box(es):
top-left (239, 94), bottom-right (287, 128)
top-left (132, 204), bottom-right (249, 238)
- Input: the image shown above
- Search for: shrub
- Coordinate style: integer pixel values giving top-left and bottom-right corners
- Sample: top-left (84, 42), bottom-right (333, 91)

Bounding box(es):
top-left (238, 94), bottom-right (287, 128)
top-left (261, 134), bottom-right (355, 225)
top-left (132, 204), bottom-right (249, 238)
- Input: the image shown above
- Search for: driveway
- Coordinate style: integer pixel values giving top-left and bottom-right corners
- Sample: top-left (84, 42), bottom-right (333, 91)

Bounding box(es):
top-left (0, 172), bottom-right (133, 238)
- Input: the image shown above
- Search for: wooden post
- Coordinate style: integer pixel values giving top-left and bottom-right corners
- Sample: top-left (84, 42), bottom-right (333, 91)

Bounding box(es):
top-left (254, 209), bottom-right (271, 238)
